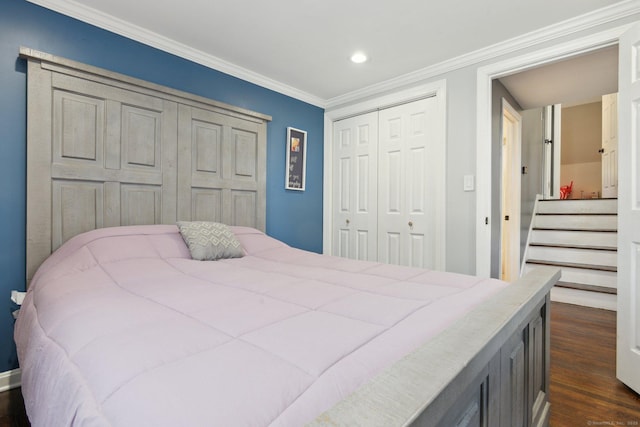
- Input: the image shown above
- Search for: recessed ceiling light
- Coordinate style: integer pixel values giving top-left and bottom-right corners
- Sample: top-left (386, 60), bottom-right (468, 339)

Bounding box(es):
top-left (351, 52), bottom-right (368, 64)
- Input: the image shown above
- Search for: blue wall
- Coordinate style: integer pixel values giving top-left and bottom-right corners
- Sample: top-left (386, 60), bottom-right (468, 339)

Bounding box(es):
top-left (0, 0), bottom-right (324, 373)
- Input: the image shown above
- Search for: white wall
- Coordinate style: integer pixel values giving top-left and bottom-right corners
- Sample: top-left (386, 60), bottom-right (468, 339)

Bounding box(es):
top-left (443, 67), bottom-right (481, 274)
top-left (561, 161), bottom-right (602, 198)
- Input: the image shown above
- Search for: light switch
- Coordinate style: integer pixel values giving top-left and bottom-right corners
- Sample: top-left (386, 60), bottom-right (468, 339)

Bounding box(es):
top-left (463, 175), bottom-right (475, 192)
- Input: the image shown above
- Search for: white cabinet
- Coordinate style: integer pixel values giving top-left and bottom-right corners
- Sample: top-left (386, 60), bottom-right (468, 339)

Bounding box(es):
top-left (331, 97), bottom-right (444, 269)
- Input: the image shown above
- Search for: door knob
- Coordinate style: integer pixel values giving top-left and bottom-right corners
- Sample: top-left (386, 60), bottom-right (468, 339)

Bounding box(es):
top-left (408, 221), bottom-right (413, 228)
top-left (346, 219), bottom-right (350, 225)
top-left (504, 215), bottom-right (510, 221)
top-left (598, 148), bottom-right (605, 153)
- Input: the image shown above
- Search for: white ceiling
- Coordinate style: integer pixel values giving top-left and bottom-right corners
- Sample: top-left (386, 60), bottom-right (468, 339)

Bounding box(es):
top-left (29, 0), bottom-right (627, 106)
top-left (499, 45), bottom-right (619, 110)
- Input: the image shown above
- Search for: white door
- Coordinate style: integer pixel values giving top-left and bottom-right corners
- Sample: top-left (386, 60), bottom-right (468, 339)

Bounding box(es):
top-left (542, 105), bottom-right (562, 199)
top-left (500, 100), bottom-right (522, 282)
top-left (542, 106), bottom-right (553, 199)
top-left (377, 98), bottom-right (439, 269)
top-left (617, 23), bottom-right (640, 394)
top-left (332, 112), bottom-right (378, 260)
top-left (602, 92), bottom-right (618, 198)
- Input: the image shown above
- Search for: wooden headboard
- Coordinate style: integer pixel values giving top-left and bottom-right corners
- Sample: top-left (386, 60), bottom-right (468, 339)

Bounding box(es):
top-left (22, 47), bottom-right (271, 284)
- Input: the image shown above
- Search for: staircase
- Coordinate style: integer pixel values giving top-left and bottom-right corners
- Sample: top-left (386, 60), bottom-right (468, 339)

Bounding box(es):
top-left (522, 198), bottom-right (617, 310)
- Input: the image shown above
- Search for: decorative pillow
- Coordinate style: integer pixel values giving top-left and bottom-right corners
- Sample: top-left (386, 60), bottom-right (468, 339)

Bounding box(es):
top-left (176, 221), bottom-right (244, 261)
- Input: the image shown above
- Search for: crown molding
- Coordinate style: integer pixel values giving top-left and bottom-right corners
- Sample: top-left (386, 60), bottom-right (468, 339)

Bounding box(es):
top-left (25, 0), bottom-right (326, 107)
top-left (324, 0), bottom-right (640, 109)
top-left (26, 0), bottom-right (640, 110)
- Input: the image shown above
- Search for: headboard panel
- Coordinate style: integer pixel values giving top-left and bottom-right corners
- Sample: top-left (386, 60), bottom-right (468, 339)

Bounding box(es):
top-left (22, 47), bottom-right (271, 284)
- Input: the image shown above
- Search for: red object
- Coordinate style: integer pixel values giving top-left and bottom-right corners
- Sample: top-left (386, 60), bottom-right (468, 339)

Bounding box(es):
top-left (560, 181), bottom-right (573, 199)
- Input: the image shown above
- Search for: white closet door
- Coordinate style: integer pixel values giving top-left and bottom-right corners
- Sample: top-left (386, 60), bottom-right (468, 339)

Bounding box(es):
top-left (332, 112), bottom-right (379, 260)
top-left (378, 98), bottom-right (438, 269)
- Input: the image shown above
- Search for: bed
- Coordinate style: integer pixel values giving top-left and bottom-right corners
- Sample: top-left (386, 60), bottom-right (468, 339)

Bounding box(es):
top-left (14, 223), bottom-right (554, 426)
top-left (16, 48), bottom-right (559, 427)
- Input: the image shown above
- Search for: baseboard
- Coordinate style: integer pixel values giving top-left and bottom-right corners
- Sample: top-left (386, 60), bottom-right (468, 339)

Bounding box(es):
top-left (0, 369), bottom-right (21, 393)
top-left (551, 287), bottom-right (617, 311)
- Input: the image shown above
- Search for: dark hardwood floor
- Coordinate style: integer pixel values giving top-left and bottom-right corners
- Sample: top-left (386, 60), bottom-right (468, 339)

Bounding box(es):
top-left (0, 387), bottom-right (27, 427)
top-left (0, 302), bottom-right (637, 426)
top-left (550, 302), bottom-right (640, 426)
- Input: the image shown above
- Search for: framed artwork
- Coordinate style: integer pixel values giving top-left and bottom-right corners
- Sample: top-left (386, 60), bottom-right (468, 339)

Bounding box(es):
top-left (285, 127), bottom-right (307, 191)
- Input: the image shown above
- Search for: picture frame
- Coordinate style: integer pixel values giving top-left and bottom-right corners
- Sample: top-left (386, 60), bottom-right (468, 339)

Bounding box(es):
top-left (285, 127), bottom-right (307, 191)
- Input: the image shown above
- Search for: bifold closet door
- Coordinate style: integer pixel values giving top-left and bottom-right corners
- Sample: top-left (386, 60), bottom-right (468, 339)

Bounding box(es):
top-left (378, 97), bottom-right (438, 269)
top-left (332, 111), bottom-right (378, 261)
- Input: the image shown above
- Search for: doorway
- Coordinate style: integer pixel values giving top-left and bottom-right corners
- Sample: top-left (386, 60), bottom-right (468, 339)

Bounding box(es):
top-left (476, 24), bottom-right (640, 396)
top-left (476, 39), bottom-right (620, 278)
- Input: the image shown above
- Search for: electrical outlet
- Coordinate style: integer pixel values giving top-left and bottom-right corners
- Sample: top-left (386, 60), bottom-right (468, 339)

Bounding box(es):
top-left (11, 290), bottom-right (26, 305)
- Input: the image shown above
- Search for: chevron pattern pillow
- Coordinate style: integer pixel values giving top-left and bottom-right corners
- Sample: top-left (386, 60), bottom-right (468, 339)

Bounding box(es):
top-left (176, 221), bottom-right (244, 261)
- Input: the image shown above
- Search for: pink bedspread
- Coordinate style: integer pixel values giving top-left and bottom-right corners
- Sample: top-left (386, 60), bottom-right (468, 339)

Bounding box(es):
top-left (15, 225), bottom-right (508, 426)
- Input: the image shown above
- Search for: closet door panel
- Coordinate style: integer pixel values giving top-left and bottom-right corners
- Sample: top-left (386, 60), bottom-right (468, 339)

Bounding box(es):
top-left (406, 106), bottom-right (435, 269)
top-left (356, 230), bottom-right (371, 260)
top-left (378, 98), bottom-right (438, 269)
top-left (384, 150), bottom-right (402, 213)
top-left (378, 141), bottom-right (402, 264)
top-left (338, 228), bottom-right (350, 257)
top-left (339, 157), bottom-right (351, 213)
top-left (409, 234), bottom-right (426, 268)
top-left (335, 155), bottom-right (353, 258)
top-left (332, 112), bottom-right (378, 261)
top-left (378, 111), bottom-right (405, 265)
top-left (407, 147), bottom-right (426, 213)
top-left (357, 154), bottom-right (372, 213)
top-left (385, 232), bottom-right (402, 265)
